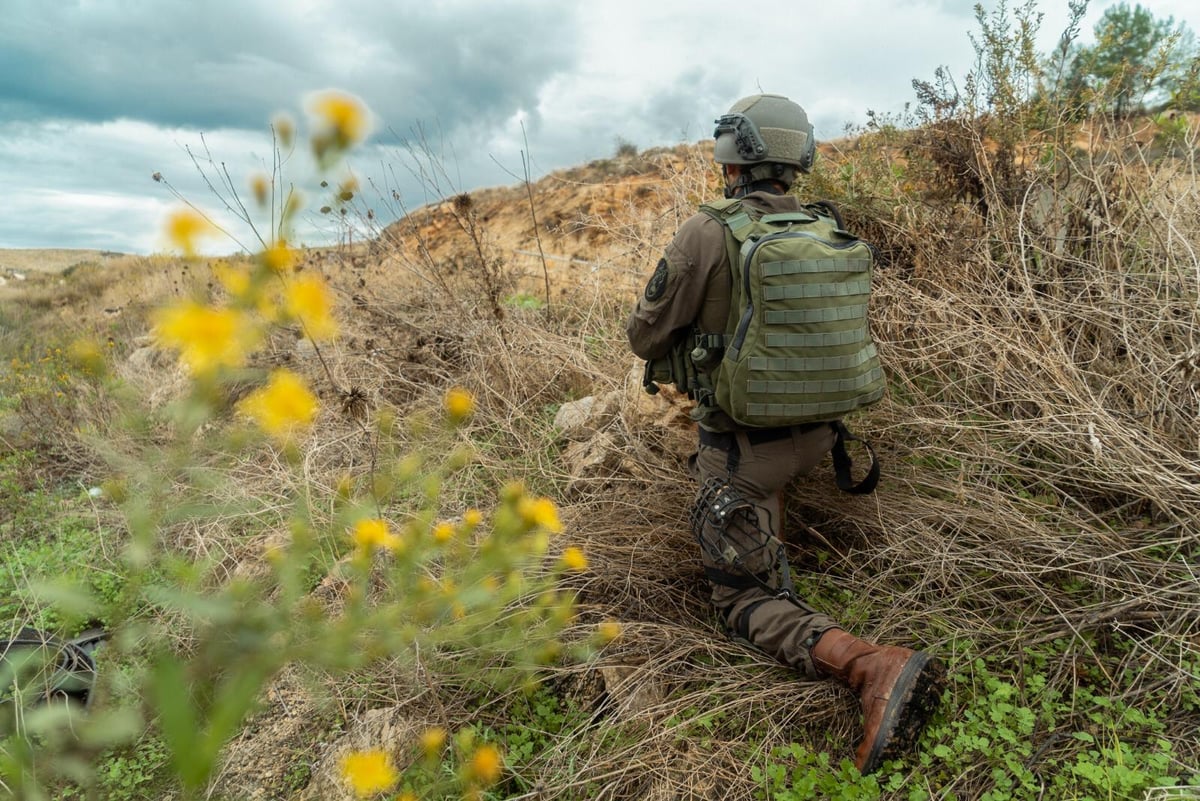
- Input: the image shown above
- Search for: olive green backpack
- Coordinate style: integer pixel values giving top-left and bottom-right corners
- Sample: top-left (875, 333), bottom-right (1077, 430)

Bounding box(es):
top-left (698, 197), bottom-right (886, 427)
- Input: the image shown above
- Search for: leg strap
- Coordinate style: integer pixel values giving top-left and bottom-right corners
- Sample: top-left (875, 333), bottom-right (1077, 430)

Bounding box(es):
top-left (733, 598), bottom-right (773, 640)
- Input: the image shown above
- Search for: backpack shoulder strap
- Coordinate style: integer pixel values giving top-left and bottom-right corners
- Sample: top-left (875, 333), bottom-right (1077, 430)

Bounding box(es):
top-left (699, 197), bottom-right (741, 218)
top-left (698, 200), bottom-right (751, 292)
top-left (699, 198), bottom-right (759, 242)
top-left (807, 199), bottom-right (846, 229)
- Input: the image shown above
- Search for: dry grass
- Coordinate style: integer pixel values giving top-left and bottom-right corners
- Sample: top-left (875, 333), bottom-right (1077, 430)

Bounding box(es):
top-left (299, 116), bottom-right (1197, 797)
top-left (0, 248), bottom-right (126, 276)
top-left (4, 113), bottom-right (1200, 800)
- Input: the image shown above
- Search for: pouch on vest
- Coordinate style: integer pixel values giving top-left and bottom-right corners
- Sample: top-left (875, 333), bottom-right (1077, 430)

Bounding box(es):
top-left (642, 337), bottom-right (706, 399)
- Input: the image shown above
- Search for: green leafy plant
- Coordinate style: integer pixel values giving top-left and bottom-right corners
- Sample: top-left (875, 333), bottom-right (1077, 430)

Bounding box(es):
top-left (754, 744), bottom-right (881, 801)
top-left (0, 93), bottom-right (589, 801)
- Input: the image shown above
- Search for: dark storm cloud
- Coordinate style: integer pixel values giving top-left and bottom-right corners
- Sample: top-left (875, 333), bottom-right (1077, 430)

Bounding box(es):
top-left (0, 4), bottom-right (310, 128)
top-left (0, 1), bottom-right (581, 138)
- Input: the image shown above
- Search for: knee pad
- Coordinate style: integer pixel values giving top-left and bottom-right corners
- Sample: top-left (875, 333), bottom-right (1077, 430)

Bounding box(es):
top-left (690, 477), bottom-right (788, 586)
top-left (689, 477), bottom-right (757, 566)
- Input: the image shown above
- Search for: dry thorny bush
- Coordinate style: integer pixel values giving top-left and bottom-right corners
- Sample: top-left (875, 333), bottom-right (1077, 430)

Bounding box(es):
top-left (8, 104), bottom-right (1199, 798)
top-left (121, 112), bottom-right (1194, 799)
top-left (241, 112), bottom-right (1200, 797)
top-left (812, 110), bottom-right (1200, 770)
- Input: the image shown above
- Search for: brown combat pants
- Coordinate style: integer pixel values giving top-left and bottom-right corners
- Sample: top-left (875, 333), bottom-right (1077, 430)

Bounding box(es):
top-left (690, 423), bottom-right (841, 678)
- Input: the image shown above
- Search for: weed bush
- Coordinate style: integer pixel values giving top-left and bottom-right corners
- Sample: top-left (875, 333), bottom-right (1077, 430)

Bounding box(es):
top-left (3, 4), bottom-right (1200, 797)
top-left (0, 94), bottom-right (589, 801)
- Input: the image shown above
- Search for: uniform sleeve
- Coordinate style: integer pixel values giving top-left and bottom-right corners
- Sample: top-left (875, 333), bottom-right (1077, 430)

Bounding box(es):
top-left (625, 215), bottom-right (719, 360)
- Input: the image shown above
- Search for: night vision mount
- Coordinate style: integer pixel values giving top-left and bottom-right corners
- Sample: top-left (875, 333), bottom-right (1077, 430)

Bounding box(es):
top-left (713, 113), bottom-right (768, 161)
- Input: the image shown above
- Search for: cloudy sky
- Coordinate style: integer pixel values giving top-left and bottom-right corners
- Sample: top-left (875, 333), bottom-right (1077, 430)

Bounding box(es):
top-left (1, 0), bottom-right (1197, 255)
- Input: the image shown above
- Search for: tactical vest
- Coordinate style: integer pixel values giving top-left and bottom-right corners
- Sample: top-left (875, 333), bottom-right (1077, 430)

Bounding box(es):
top-left (693, 197), bottom-right (886, 429)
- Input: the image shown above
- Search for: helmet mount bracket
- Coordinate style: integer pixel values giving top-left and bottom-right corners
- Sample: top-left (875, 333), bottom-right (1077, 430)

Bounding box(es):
top-left (713, 113), bottom-right (768, 161)
top-left (712, 93), bottom-right (816, 174)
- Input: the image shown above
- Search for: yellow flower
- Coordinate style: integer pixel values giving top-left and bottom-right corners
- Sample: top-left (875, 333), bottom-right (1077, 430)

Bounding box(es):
top-left (272, 114), bottom-right (295, 149)
top-left (421, 726), bottom-right (447, 759)
top-left (212, 262), bottom-right (253, 300)
top-left (152, 301), bottom-right (259, 376)
top-left (432, 521), bottom-right (455, 543)
top-left (518, 497), bottom-right (563, 534)
top-left (561, 547), bottom-right (588, 572)
top-left (338, 175), bottom-right (360, 200)
top-left (468, 744), bottom-right (503, 785)
top-left (68, 338), bottom-right (105, 374)
top-left (284, 274), bottom-right (337, 340)
top-left (261, 241), bottom-right (297, 274)
top-left (338, 749), bottom-right (397, 798)
top-left (263, 543), bottom-right (284, 566)
top-left (597, 619), bottom-right (622, 644)
top-left (238, 369), bottom-right (319, 442)
top-left (352, 518), bottom-right (401, 554)
top-left (163, 207), bottom-right (218, 257)
top-left (249, 173), bottom-right (271, 207)
top-left (462, 508), bottom-right (483, 530)
top-left (310, 91), bottom-right (369, 143)
top-left (444, 387), bottom-right (475, 422)
top-left (308, 90), bottom-right (371, 160)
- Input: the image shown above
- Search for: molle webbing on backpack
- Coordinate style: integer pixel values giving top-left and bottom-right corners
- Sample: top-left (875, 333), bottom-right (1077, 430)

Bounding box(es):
top-left (698, 198), bottom-right (886, 428)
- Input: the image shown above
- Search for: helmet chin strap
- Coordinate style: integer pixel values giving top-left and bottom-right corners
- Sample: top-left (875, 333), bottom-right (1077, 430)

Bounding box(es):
top-left (724, 165), bottom-right (794, 198)
top-left (724, 171), bottom-right (757, 199)
top-left (726, 179), bottom-right (785, 199)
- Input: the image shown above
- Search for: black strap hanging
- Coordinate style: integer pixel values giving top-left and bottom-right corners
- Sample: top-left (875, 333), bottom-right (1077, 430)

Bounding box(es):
top-left (831, 421), bottom-right (880, 495)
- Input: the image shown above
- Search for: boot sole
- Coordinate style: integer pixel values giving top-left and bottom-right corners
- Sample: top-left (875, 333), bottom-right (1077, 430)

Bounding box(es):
top-left (860, 652), bottom-right (946, 774)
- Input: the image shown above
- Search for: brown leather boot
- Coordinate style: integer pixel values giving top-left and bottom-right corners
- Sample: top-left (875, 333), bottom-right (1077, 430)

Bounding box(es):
top-left (811, 628), bottom-right (946, 775)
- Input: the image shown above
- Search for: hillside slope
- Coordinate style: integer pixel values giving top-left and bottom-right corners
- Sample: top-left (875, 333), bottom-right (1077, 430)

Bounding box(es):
top-left (2, 115), bottom-right (1199, 800)
top-left (368, 142), bottom-right (719, 299)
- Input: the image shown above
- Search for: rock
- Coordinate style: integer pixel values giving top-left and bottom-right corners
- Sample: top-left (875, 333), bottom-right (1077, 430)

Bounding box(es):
top-left (298, 707), bottom-right (423, 801)
top-left (597, 662), bottom-right (668, 720)
top-left (562, 431), bottom-right (622, 483)
top-left (556, 363), bottom-right (697, 493)
top-left (555, 389), bottom-right (627, 442)
top-left (122, 346), bottom-right (187, 409)
top-left (622, 363), bottom-right (693, 433)
top-left (125, 345), bottom-right (172, 373)
top-left (554, 395), bottom-right (599, 439)
top-left (0, 411), bottom-right (30, 450)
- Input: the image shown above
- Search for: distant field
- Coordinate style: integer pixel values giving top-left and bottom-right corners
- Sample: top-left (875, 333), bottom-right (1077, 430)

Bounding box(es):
top-left (0, 248), bottom-right (126, 275)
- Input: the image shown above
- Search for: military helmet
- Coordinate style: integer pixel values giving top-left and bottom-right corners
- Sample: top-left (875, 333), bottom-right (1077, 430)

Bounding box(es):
top-left (713, 93), bottom-right (816, 173)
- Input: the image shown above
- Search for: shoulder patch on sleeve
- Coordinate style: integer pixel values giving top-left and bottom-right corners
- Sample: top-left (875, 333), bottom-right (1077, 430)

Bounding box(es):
top-left (644, 258), bottom-right (669, 301)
